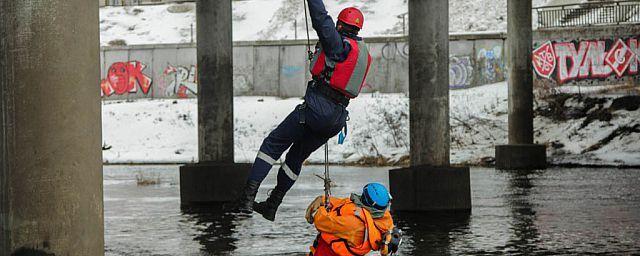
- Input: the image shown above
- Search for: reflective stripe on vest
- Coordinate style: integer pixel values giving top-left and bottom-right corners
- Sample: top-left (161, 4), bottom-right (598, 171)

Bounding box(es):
top-left (344, 40), bottom-right (371, 97)
top-left (309, 38), bottom-right (372, 98)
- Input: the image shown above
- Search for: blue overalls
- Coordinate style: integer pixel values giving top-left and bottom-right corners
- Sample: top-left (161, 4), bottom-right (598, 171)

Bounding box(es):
top-left (247, 0), bottom-right (352, 193)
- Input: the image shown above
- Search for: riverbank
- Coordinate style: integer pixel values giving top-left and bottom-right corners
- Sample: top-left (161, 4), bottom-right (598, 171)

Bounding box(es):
top-left (102, 82), bottom-right (640, 166)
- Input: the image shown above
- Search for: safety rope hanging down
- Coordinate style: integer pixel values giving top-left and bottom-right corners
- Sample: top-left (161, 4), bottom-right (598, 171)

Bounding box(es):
top-left (323, 143), bottom-right (331, 208)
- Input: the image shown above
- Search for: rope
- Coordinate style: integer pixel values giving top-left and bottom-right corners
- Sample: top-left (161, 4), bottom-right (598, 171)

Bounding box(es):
top-left (323, 143), bottom-right (331, 208)
top-left (303, 0), bottom-right (314, 61)
top-left (303, 0), bottom-right (331, 208)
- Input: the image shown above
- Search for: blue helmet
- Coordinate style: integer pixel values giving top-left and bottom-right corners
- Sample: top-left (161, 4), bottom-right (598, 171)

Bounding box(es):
top-left (361, 183), bottom-right (391, 210)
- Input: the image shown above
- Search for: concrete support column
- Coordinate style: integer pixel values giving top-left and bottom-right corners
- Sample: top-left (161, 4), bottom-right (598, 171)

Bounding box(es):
top-left (409, 0), bottom-right (450, 167)
top-left (495, 0), bottom-right (547, 170)
top-left (507, 0), bottom-right (534, 145)
top-left (197, 0), bottom-right (234, 163)
top-left (0, 1), bottom-right (104, 255)
top-left (181, 0), bottom-right (251, 208)
top-left (389, 0), bottom-right (470, 212)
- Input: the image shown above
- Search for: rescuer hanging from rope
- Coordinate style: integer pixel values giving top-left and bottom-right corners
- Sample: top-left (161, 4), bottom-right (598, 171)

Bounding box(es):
top-left (305, 183), bottom-right (402, 256)
top-left (234, 0), bottom-right (373, 222)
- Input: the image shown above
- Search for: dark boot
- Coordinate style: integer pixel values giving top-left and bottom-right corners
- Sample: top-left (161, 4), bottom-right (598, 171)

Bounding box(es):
top-left (236, 180), bottom-right (261, 214)
top-left (253, 188), bottom-right (286, 221)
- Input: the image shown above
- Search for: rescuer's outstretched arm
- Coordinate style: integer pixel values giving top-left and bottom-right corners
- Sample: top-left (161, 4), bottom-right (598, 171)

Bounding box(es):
top-left (307, 0), bottom-right (349, 62)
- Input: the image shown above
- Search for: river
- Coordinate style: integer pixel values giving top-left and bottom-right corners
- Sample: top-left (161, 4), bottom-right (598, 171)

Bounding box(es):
top-left (104, 165), bottom-right (640, 255)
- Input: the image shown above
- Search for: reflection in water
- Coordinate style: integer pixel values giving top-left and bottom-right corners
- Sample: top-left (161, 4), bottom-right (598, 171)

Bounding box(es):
top-left (393, 170), bottom-right (546, 255)
top-left (394, 212), bottom-right (470, 255)
top-left (502, 170), bottom-right (544, 255)
top-left (182, 207), bottom-right (239, 255)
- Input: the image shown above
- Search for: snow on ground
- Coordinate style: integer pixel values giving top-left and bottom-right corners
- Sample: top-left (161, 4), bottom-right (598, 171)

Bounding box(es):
top-left (100, 0), bottom-right (551, 46)
top-left (102, 99), bottom-right (198, 163)
top-left (102, 82), bottom-right (640, 166)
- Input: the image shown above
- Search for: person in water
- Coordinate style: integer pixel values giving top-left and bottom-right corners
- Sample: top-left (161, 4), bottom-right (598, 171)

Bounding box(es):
top-left (306, 183), bottom-right (402, 256)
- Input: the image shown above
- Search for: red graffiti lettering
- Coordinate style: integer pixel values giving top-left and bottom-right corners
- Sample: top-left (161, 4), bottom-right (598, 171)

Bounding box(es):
top-left (605, 39), bottom-right (635, 77)
top-left (534, 36), bottom-right (640, 84)
top-left (629, 38), bottom-right (639, 75)
top-left (533, 41), bottom-right (556, 79)
top-left (101, 61), bottom-right (152, 97)
top-left (579, 41), bottom-right (612, 79)
top-left (554, 42), bottom-right (587, 83)
top-left (163, 65), bottom-right (198, 98)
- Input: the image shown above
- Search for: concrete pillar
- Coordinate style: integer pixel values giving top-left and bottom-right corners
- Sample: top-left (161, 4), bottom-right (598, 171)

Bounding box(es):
top-left (197, 0), bottom-right (234, 163)
top-left (507, 0), bottom-right (534, 145)
top-left (408, 0), bottom-right (450, 167)
top-left (389, 0), bottom-right (470, 212)
top-left (180, 0), bottom-right (251, 208)
top-left (0, 1), bottom-right (104, 255)
top-left (495, 0), bottom-right (547, 170)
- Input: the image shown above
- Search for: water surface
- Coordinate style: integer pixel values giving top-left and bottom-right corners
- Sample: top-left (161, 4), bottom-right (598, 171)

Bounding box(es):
top-left (104, 166), bottom-right (640, 255)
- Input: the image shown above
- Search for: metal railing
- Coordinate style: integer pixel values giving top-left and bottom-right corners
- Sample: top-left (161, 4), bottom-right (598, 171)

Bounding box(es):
top-left (535, 0), bottom-right (640, 28)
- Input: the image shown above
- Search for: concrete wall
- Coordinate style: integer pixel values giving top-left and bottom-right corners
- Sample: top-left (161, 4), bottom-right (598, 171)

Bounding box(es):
top-left (100, 25), bottom-right (640, 100)
top-left (533, 25), bottom-right (640, 93)
top-left (100, 34), bottom-right (508, 99)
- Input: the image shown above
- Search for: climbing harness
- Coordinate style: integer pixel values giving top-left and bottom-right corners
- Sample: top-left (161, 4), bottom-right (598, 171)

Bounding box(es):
top-left (297, 102), bottom-right (307, 124)
top-left (303, 0), bottom-right (331, 209)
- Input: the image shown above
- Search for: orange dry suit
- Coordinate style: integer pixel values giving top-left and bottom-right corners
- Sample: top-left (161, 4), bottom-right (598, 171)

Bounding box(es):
top-left (308, 194), bottom-right (394, 256)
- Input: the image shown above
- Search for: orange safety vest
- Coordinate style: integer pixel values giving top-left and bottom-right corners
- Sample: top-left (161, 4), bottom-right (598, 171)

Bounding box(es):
top-left (309, 38), bottom-right (373, 99)
top-left (310, 197), bottom-right (394, 256)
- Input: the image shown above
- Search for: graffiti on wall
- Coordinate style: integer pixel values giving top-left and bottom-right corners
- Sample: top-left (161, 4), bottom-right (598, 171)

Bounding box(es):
top-left (378, 42), bottom-right (505, 89)
top-left (450, 56), bottom-right (474, 89)
top-left (233, 66), bottom-right (252, 95)
top-left (381, 42), bottom-right (409, 60)
top-left (477, 46), bottom-right (505, 84)
top-left (101, 61), bottom-right (153, 97)
top-left (533, 37), bottom-right (639, 84)
top-left (162, 65), bottom-right (198, 98)
top-left (379, 42), bottom-right (476, 89)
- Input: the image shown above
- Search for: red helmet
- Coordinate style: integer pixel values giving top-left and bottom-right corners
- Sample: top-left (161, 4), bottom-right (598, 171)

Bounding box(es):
top-left (338, 7), bottom-right (364, 29)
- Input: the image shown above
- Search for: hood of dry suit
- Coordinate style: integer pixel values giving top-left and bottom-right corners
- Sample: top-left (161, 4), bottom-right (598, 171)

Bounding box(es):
top-left (350, 193), bottom-right (387, 219)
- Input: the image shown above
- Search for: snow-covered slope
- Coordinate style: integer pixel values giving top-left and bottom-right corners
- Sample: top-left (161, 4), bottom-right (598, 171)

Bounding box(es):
top-left (100, 4), bottom-right (196, 46)
top-left (100, 0), bottom-right (550, 46)
top-left (101, 82), bottom-right (640, 166)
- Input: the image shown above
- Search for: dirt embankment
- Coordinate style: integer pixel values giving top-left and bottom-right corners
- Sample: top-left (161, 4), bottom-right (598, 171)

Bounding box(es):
top-left (536, 94), bottom-right (640, 166)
